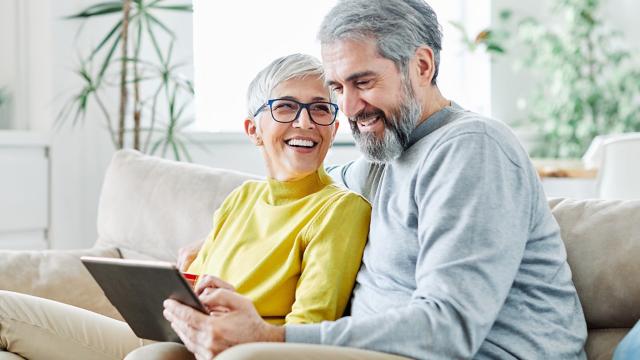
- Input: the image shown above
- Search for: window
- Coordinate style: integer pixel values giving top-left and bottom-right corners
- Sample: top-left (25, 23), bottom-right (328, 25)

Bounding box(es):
top-left (193, 0), bottom-right (491, 132)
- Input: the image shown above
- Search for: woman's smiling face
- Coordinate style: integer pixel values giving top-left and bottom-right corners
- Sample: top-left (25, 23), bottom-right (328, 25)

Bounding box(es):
top-left (246, 76), bottom-right (339, 181)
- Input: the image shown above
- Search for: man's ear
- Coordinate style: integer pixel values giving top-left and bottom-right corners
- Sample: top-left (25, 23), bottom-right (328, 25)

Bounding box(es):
top-left (244, 118), bottom-right (263, 146)
top-left (413, 46), bottom-right (436, 86)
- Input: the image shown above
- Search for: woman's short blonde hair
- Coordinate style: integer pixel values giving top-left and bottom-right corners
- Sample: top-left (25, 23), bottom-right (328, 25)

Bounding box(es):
top-left (246, 53), bottom-right (335, 121)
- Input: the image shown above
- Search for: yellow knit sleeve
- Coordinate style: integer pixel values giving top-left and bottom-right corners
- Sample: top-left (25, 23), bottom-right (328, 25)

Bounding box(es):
top-left (285, 191), bottom-right (371, 324)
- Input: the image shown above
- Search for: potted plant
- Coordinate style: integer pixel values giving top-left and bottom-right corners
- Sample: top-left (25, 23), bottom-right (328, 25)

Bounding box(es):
top-left (57, 0), bottom-right (195, 160)
top-left (452, 0), bottom-right (640, 158)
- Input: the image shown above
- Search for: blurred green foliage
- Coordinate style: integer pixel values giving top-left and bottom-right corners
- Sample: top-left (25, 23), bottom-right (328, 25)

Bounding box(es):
top-left (452, 0), bottom-right (640, 158)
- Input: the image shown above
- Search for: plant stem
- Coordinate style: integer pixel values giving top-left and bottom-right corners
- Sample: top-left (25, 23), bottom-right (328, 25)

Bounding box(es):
top-left (133, 15), bottom-right (142, 150)
top-left (94, 92), bottom-right (118, 147)
top-left (118, 0), bottom-right (132, 149)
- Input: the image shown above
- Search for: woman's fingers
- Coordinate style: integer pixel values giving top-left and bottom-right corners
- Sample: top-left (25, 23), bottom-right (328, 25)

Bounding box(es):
top-left (176, 239), bottom-right (204, 271)
top-left (194, 274), bottom-right (235, 295)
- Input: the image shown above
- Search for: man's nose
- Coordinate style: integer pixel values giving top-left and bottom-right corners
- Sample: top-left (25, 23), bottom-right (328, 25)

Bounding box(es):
top-left (339, 88), bottom-right (364, 118)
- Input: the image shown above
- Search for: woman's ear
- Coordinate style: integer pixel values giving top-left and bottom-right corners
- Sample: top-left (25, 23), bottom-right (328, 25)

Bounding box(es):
top-left (328, 119), bottom-right (340, 146)
top-left (244, 118), bottom-right (263, 146)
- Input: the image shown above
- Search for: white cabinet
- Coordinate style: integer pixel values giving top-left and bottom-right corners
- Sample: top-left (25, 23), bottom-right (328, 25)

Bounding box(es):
top-left (0, 131), bottom-right (49, 249)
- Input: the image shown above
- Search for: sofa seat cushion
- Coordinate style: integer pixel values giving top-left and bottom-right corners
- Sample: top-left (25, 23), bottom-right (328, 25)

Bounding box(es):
top-left (0, 247), bottom-right (123, 320)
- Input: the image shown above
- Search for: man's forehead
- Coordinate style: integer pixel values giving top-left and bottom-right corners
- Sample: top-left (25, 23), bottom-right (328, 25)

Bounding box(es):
top-left (321, 39), bottom-right (384, 82)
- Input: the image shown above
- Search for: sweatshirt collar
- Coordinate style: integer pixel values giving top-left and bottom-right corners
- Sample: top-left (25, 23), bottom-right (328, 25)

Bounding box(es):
top-left (406, 101), bottom-right (462, 148)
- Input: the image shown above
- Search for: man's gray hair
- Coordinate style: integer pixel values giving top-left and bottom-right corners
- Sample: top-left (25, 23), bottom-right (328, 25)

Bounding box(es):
top-left (318, 0), bottom-right (442, 84)
top-left (246, 53), bottom-right (334, 120)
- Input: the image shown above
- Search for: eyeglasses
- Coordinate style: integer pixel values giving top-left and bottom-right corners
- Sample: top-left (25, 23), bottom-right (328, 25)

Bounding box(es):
top-left (254, 98), bottom-right (339, 126)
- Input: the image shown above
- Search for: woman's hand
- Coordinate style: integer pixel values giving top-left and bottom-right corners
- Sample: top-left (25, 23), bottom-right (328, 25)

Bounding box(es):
top-left (163, 289), bottom-right (284, 359)
top-left (177, 239), bottom-right (204, 272)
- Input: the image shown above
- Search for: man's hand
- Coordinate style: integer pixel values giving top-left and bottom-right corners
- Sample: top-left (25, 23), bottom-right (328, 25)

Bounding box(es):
top-left (177, 239), bottom-right (204, 272)
top-left (194, 275), bottom-right (235, 314)
top-left (163, 289), bottom-right (285, 359)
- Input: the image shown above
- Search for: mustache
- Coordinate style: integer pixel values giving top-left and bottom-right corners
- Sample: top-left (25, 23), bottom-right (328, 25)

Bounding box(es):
top-left (349, 109), bottom-right (386, 123)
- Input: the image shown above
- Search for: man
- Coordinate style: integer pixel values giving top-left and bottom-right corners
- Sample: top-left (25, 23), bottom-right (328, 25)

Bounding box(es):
top-left (127, 1), bottom-right (587, 359)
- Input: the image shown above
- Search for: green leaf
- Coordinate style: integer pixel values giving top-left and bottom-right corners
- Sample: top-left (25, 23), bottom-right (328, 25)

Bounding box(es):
top-left (151, 4), bottom-right (193, 12)
top-left (150, 138), bottom-right (164, 155)
top-left (96, 34), bottom-right (121, 84)
top-left (170, 138), bottom-right (180, 160)
top-left (143, 15), bottom-right (166, 64)
top-left (90, 20), bottom-right (123, 60)
top-left (145, 12), bottom-right (176, 38)
top-left (499, 9), bottom-right (512, 21)
top-left (174, 137), bottom-right (193, 162)
top-left (486, 44), bottom-right (505, 54)
top-left (65, 1), bottom-right (123, 19)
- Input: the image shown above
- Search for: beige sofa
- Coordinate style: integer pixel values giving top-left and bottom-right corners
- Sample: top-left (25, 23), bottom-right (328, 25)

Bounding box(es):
top-left (1, 149), bottom-right (638, 359)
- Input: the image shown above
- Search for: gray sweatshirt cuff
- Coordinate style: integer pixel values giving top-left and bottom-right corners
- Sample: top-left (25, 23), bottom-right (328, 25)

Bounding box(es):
top-left (284, 324), bottom-right (322, 344)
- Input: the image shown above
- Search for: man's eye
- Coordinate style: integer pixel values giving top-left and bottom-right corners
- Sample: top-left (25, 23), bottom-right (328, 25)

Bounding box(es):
top-left (331, 86), bottom-right (343, 94)
top-left (356, 80), bottom-right (372, 87)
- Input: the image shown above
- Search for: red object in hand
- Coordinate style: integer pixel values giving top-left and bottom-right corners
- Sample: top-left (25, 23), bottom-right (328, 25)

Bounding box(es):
top-left (182, 272), bottom-right (198, 289)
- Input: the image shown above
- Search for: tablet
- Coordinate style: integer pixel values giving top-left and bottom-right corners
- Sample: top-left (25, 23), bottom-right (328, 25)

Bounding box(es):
top-left (81, 256), bottom-right (206, 343)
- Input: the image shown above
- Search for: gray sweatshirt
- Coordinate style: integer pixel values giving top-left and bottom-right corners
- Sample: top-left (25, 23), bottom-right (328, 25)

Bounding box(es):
top-left (285, 104), bottom-right (587, 359)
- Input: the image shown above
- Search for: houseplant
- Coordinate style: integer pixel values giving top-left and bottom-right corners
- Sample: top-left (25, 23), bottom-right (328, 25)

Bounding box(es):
top-left (57, 0), bottom-right (195, 160)
top-left (452, 0), bottom-right (640, 158)
top-left (517, 0), bottom-right (640, 158)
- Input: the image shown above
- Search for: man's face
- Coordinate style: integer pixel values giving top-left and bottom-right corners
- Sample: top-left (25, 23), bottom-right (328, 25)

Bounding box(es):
top-left (322, 38), bottom-right (422, 162)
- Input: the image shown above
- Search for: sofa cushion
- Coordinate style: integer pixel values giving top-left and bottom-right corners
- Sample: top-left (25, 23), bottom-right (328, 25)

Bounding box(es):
top-left (96, 150), bottom-right (259, 262)
top-left (550, 198), bottom-right (640, 329)
top-left (0, 247), bottom-right (123, 320)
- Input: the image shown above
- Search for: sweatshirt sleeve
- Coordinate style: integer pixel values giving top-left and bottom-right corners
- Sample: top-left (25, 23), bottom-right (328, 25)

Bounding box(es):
top-left (286, 132), bottom-right (533, 359)
top-left (285, 193), bottom-right (371, 324)
top-left (325, 157), bottom-right (372, 196)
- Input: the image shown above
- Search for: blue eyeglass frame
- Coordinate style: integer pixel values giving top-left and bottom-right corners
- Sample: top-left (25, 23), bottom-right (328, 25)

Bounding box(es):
top-left (253, 98), bottom-right (339, 126)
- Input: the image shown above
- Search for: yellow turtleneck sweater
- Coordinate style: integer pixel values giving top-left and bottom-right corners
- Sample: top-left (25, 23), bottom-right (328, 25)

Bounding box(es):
top-left (187, 168), bottom-right (371, 325)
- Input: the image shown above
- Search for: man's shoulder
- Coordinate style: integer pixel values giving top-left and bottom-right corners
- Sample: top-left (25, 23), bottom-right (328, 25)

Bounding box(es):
top-left (436, 110), bottom-right (516, 144)
top-left (422, 111), bottom-right (528, 168)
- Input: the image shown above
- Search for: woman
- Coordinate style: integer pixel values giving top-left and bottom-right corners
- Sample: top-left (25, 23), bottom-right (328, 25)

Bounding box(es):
top-left (0, 54), bottom-right (371, 360)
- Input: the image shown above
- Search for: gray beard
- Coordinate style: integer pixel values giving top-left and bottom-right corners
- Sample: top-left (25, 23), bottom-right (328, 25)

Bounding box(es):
top-left (350, 86), bottom-right (422, 163)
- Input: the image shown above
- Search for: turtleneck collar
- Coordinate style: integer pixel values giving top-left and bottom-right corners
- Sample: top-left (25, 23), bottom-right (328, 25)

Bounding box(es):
top-left (265, 167), bottom-right (333, 205)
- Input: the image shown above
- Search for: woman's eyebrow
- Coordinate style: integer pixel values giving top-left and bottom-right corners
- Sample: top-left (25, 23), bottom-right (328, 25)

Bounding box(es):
top-left (278, 95), bottom-right (329, 102)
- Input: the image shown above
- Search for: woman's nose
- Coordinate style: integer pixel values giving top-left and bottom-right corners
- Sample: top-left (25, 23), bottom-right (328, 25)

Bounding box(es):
top-left (293, 107), bottom-right (316, 129)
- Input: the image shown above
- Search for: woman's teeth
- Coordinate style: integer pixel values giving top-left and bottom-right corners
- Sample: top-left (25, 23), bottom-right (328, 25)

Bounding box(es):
top-left (286, 139), bottom-right (315, 148)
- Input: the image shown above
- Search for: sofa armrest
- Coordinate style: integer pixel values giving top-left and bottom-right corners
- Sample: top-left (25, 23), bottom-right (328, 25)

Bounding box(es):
top-left (0, 247), bottom-right (124, 320)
